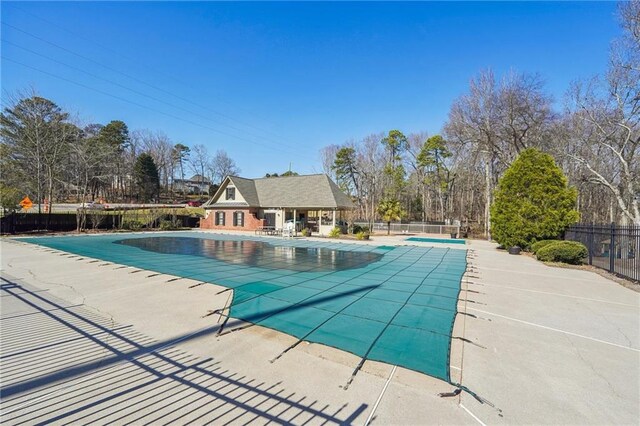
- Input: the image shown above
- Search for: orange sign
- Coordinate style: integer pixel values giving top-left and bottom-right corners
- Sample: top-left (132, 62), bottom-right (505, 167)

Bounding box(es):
top-left (19, 196), bottom-right (33, 210)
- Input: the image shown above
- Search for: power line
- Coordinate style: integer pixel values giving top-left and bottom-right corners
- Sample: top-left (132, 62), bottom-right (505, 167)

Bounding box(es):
top-left (2, 56), bottom-right (295, 155)
top-left (2, 38), bottom-right (299, 152)
top-left (11, 3), bottom-right (289, 142)
top-left (1, 20), bottom-right (297, 148)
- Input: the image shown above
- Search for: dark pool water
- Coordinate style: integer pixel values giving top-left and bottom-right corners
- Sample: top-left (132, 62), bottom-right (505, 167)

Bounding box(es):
top-left (115, 237), bottom-right (382, 272)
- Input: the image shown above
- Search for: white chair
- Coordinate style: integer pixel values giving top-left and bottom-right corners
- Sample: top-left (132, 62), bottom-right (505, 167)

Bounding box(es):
top-left (283, 221), bottom-right (294, 238)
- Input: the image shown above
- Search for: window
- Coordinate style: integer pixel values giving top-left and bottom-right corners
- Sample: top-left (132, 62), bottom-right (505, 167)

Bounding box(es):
top-left (233, 211), bottom-right (244, 227)
top-left (226, 187), bottom-right (235, 200)
top-left (215, 211), bottom-right (225, 226)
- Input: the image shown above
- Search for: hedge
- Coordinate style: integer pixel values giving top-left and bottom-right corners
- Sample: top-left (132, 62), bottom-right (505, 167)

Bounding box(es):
top-left (536, 241), bottom-right (588, 265)
top-left (530, 239), bottom-right (560, 254)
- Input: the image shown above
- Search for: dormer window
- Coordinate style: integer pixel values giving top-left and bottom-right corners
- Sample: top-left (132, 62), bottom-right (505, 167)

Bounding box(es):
top-left (226, 187), bottom-right (235, 200)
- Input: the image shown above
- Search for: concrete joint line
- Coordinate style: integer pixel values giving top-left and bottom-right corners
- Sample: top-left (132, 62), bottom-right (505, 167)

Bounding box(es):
top-left (480, 283), bottom-right (639, 307)
top-left (459, 403), bottom-right (487, 426)
top-left (468, 307), bottom-right (640, 352)
top-left (364, 365), bottom-right (397, 426)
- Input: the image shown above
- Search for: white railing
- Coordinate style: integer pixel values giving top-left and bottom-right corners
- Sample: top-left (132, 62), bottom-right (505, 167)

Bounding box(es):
top-left (353, 221), bottom-right (460, 235)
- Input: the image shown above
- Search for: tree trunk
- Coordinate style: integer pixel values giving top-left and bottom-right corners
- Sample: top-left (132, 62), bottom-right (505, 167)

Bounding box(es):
top-left (483, 156), bottom-right (492, 240)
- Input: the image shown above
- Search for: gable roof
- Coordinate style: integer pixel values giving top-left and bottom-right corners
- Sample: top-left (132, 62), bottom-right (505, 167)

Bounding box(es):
top-left (204, 174), bottom-right (355, 209)
top-left (229, 176), bottom-right (260, 205)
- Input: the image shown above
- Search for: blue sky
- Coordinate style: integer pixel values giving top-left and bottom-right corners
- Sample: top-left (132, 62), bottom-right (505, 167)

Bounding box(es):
top-left (1, 1), bottom-right (620, 178)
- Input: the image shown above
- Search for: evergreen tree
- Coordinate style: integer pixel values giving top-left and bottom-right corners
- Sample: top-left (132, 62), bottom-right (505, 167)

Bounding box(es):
top-left (333, 147), bottom-right (358, 194)
top-left (382, 130), bottom-right (407, 199)
top-left (490, 148), bottom-right (579, 249)
top-left (134, 153), bottom-right (160, 202)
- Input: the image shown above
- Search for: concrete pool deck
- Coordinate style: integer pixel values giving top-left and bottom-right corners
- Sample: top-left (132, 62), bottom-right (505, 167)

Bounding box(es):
top-left (1, 232), bottom-right (639, 425)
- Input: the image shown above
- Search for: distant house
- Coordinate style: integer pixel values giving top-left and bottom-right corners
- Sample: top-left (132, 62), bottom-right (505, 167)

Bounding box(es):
top-left (173, 174), bottom-right (211, 195)
top-left (201, 174), bottom-right (355, 235)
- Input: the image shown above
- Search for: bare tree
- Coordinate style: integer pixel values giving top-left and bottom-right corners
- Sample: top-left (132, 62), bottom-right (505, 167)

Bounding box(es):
top-left (68, 124), bottom-right (118, 230)
top-left (406, 132), bottom-right (430, 221)
top-left (563, 2), bottom-right (640, 224)
top-left (445, 70), bottom-right (500, 238)
top-left (209, 149), bottom-right (240, 184)
top-left (444, 69), bottom-right (556, 236)
top-left (189, 144), bottom-right (210, 195)
top-left (1, 90), bottom-right (78, 227)
top-left (133, 129), bottom-right (174, 192)
top-left (320, 144), bottom-right (340, 179)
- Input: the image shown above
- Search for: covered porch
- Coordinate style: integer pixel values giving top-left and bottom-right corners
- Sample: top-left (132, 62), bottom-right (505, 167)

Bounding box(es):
top-left (260, 208), bottom-right (348, 236)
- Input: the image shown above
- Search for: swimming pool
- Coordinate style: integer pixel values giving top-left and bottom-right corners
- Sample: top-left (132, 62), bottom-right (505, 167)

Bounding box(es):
top-left (406, 236), bottom-right (466, 245)
top-left (21, 232), bottom-right (467, 383)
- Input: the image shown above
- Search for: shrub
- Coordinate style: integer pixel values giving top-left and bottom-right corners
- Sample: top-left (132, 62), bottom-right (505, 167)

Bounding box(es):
top-left (159, 220), bottom-right (178, 231)
top-left (536, 241), bottom-right (588, 264)
top-left (352, 224), bottom-right (370, 234)
top-left (122, 220), bottom-right (142, 231)
top-left (491, 148), bottom-right (579, 249)
top-left (301, 228), bottom-right (311, 237)
top-left (530, 239), bottom-right (560, 254)
top-left (328, 227), bottom-right (341, 238)
top-left (355, 230), bottom-right (370, 240)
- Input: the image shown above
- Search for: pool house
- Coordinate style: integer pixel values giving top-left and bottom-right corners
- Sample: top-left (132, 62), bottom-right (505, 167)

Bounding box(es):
top-left (201, 174), bottom-right (355, 235)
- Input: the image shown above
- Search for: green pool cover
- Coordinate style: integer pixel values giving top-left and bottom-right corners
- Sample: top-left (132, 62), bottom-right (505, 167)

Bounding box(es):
top-left (20, 232), bottom-right (467, 383)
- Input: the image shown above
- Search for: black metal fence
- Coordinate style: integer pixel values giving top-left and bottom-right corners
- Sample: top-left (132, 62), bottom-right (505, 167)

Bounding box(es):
top-left (1, 212), bottom-right (201, 234)
top-left (564, 224), bottom-right (639, 282)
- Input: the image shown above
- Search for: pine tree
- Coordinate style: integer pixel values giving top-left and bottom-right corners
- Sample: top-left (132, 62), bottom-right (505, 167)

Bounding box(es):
top-left (490, 148), bottom-right (579, 249)
top-left (133, 153), bottom-right (160, 202)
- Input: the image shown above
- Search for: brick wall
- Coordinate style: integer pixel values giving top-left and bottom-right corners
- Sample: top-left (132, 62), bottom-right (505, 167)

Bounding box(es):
top-left (200, 208), bottom-right (265, 231)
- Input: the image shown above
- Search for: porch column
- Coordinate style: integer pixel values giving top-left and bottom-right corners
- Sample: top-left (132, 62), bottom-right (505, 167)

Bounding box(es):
top-left (293, 208), bottom-right (297, 236)
top-left (332, 210), bottom-right (336, 228)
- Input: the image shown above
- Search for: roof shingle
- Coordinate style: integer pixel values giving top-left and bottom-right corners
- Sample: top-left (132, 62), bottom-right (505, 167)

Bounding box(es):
top-left (205, 174), bottom-right (354, 209)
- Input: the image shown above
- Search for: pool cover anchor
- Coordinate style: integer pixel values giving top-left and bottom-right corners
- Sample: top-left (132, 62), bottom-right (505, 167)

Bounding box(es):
top-left (269, 337), bottom-right (305, 363)
top-left (439, 384), bottom-right (502, 414)
top-left (342, 357), bottom-right (366, 391)
top-left (215, 290), bottom-right (234, 332)
top-left (452, 336), bottom-right (487, 349)
top-left (457, 311), bottom-right (491, 322)
top-left (459, 298), bottom-right (486, 305)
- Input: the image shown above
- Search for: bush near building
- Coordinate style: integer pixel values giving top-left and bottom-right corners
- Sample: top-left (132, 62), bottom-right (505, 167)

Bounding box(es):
top-left (530, 239), bottom-right (560, 254)
top-left (491, 148), bottom-right (579, 249)
top-left (536, 241), bottom-right (588, 264)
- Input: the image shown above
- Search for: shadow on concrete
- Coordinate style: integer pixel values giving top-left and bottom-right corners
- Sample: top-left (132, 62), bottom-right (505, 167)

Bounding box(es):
top-left (0, 277), bottom-right (368, 425)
